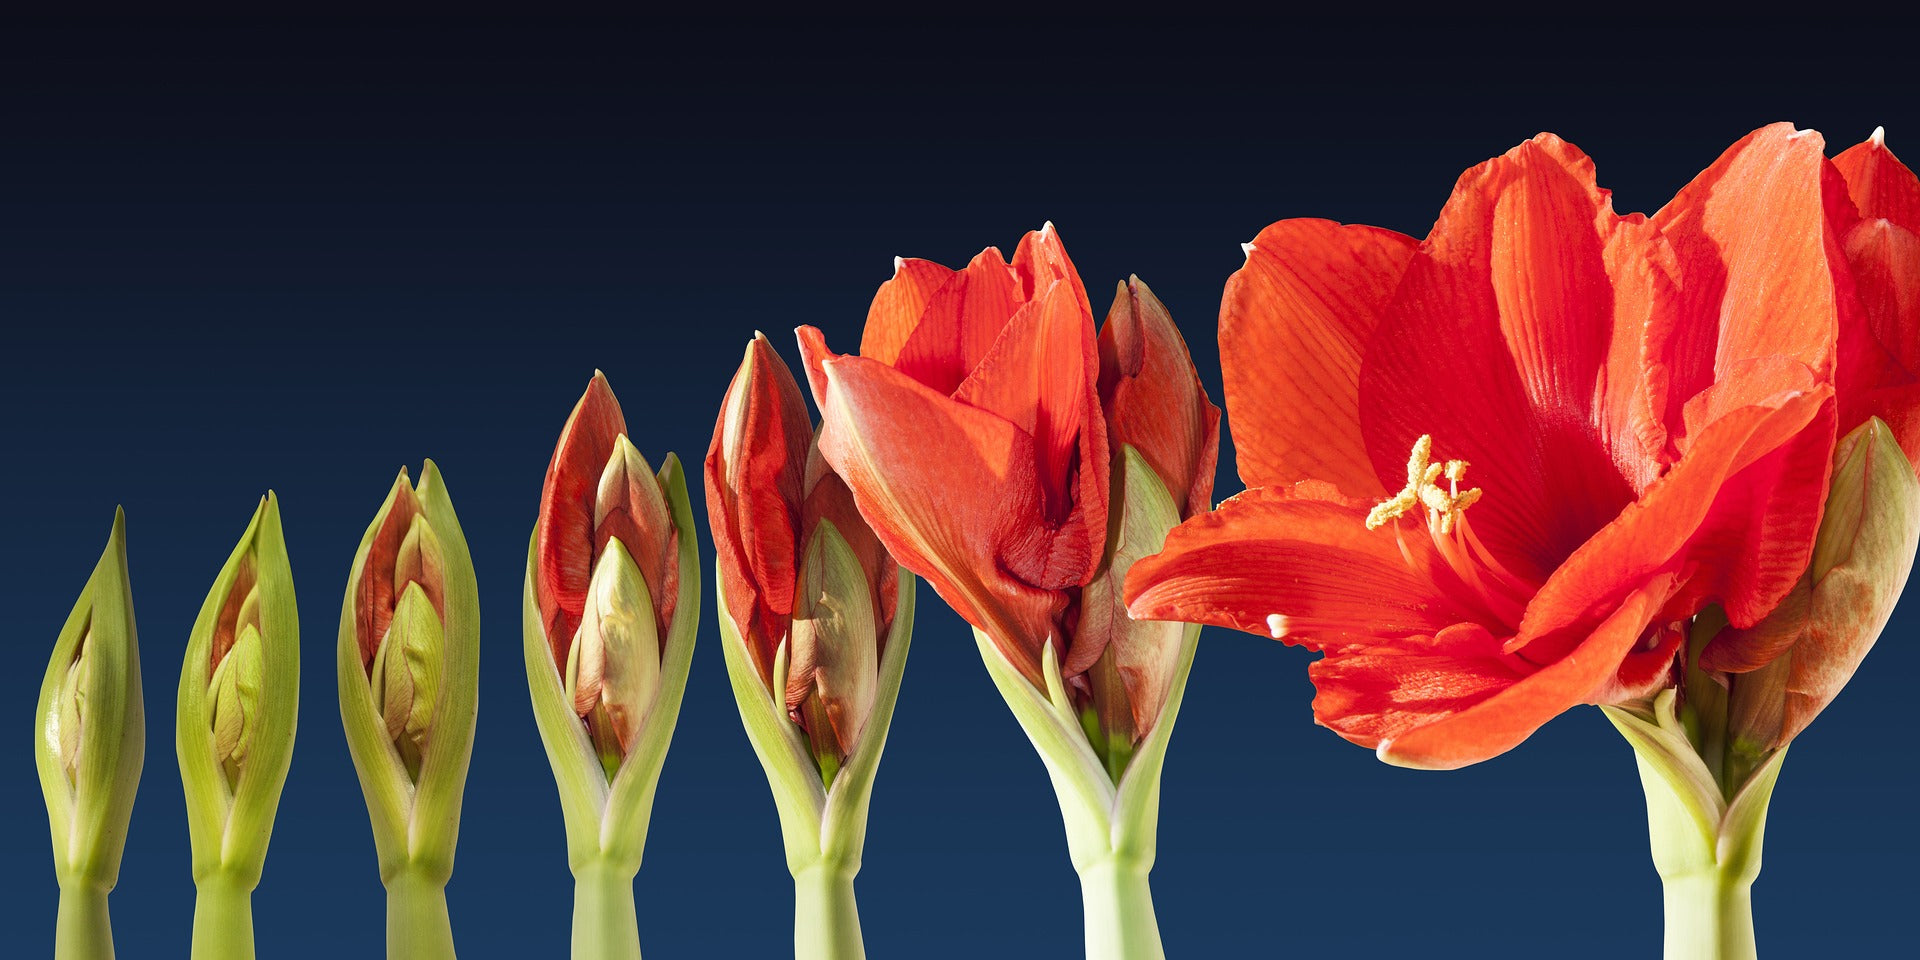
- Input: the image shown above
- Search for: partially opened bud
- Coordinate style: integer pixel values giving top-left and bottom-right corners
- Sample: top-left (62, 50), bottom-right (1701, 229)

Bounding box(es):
top-left (1080, 278), bottom-right (1220, 780)
top-left (178, 494), bottom-right (298, 959)
top-left (707, 334), bottom-right (903, 786)
top-left (532, 373), bottom-right (682, 780)
top-left (1713, 417), bottom-right (1920, 754)
top-left (338, 462), bottom-right (479, 959)
top-left (37, 509), bottom-right (144, 958)
top-left (522, 372), bottom-right (701, 958)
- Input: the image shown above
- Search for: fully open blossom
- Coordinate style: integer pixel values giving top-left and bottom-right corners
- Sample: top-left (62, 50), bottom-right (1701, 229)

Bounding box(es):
top-left (1127, 124), bottom-right (1861, 770)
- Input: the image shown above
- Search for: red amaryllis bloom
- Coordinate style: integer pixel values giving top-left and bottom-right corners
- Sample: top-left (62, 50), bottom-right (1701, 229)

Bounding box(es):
top-left (796, 225), bottom-right (1109, 685)
top-left (1127, 124), bottom-right (1857, 770)
top-left (533, 372), bottom-right (680, 770)
top-left (706, 333), bottom-right (898, 776)
top-left (796, 226), bottom-right (1218, 736)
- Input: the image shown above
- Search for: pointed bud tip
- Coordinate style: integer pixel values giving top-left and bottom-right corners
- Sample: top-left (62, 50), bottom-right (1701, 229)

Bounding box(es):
top-left (1872, 125), bottom-right (1887, 148)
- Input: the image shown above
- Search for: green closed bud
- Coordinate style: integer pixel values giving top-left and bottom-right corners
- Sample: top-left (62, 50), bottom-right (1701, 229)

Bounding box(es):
top-left (1715, 417), bottom-right (1920, 759)
top-left (564, 535), bottom-right (662, 780)
top-left (37, 508), bottom-right (145, 960)
top-left (177, 494), bottom-right (299, 960)
top-left (338, 462), bottom-right (479, 960)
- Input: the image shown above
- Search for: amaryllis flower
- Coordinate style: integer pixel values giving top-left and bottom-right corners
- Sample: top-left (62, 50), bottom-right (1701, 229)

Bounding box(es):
top-left (798, 225), bottom-right (1109, 688)
top-left (707, 332), bottom-right (900, 782)
top-left (706, 334), bottom-right (915, 960)
top-left (533, 371), bottom-right (681, 776)
top-left (523, 371), bottom-right (700, 960)
top-left (797, 225), bottom-right (1218, 958)
top-left (1127, 124), bottom-right (1855, 771)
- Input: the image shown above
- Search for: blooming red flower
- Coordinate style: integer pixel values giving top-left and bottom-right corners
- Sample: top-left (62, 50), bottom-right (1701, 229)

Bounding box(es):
top-left (796, 226), bottom-right (1218, 737)
top-left (797, 226), bottom-right (1110, 685)
top-left (1126, 124), bottom-right (1858, 769)
top-left (706, 333), bottom-right (899, 772)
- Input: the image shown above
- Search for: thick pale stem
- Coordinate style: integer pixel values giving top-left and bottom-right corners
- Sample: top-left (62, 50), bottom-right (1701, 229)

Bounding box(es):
top-left (191, 874), bottom-right (256, 960)
top-left (1661, 870), bottom-right (1756, 960)
top-left (570, 859), bottom-right (641, 960)
top-left (55, 881), bottom-right (115, 960)
top-left (385, 868), bottom-right (457, 960)
top-left (793, 861), bottom-right (864, 960)
top-left (1077, 858), bottom-right (1164, 960)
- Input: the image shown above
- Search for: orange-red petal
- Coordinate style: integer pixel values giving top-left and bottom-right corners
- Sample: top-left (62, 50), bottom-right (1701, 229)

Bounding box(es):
top-left (1220, 219), bottom-right (1414, 498)
top-left (798, 325), bottom-right (1064, 683)
top-left (1124, 485), bottom-right (1478, 649)
top-left (536, 372), bottom-right (628, 669)
top-left (705, 334), bottom-right (813, 681)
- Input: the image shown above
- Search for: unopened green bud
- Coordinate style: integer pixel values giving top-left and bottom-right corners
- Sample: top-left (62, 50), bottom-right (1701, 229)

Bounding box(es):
top-left (374, 581), bottom-right (443, 779)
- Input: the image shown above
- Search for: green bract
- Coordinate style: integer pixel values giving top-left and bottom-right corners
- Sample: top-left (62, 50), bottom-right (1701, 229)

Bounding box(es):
top-left (338, 462), bottom-right (480, 960)
top-left (523, 454), bottom-right (699, 960)
top-left (177, 494), bottom-right (299, 960)
top-left (37, 509), bottom-right (145, 960)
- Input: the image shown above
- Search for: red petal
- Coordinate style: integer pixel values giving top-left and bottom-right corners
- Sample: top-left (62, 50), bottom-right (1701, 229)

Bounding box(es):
top-left (798, 325), bottom-right (1064, 684)
top-left (892, 246), bottom-right (1023, 396)
top-left (1361, 134), bottom-right (1640, 582)
top-left (704, 334), bottom-right (812, 682)
top-left (1124, 485), bottom-right (1480, 649)
top-left (536, 373), bottom-right (628, 670)
top-left (952, 277), bottom-right (1110, 596)
top-left (860, 257), bottom-right (954, 366)
top-left (1099, 276), bottom-right (1223, 519)
top-left (1833, 132), bottom-right (1920, 231)
top-left (1513, 374), bottom-right (1832, 662)
top-left (1219, 219), bottom-right (1415, 498)
top-left (1649, 123), bottom-right (1845, 444)
top-left (1341, 577), bottom-right (1677, 770)
top-left (1011, 223), bottom-right (1092, 320)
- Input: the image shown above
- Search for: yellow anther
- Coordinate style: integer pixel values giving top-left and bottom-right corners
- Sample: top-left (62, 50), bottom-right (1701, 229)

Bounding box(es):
top-left (1365, 435), bottom-right (1483, 534)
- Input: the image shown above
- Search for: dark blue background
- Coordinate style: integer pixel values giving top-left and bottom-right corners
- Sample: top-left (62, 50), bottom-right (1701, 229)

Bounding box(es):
top-left (2, 17), bottom-right (1912, 958)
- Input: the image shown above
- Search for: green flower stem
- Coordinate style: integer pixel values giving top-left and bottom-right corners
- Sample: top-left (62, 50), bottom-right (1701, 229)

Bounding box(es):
top-left (570, 858), bottom-right (641, 960)
top-left (1077, 857), bottom-right (1163, 960)
top-left (55, 880), bottom-right (114, 960)
top-left (190, 873), bottom-right (256, 960)
top-left (792, 860), bottom-right (863, 960)
top-left (1660, 869), bottom-right (1756, 960)
top-left (385, 867), bottom-right (456, 960)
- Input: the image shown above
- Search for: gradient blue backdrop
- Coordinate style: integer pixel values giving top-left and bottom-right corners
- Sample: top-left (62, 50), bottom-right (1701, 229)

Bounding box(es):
top-left (2, 17), bottom-right (1913, 958)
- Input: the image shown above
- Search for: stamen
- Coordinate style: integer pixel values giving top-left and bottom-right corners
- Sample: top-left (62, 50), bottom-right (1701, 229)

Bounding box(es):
top-left (1366, 435), bottom-right (1482, 534)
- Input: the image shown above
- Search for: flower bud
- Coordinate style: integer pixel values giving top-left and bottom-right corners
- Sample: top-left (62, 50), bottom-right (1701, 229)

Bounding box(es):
top-left (337, 460), bottom-right (480, 886)
top-left (1078, 278), bottom-right (1220, 778)
top-left (708, 335), bottom-right (900, 785)
top-left (356, 483), bottom-right (450, 781)
top-left (532, 374), bottom-right (682, 779)
top-left (37, 509), bottom-right (144, 950)
top-left (1713, 417), bottom-right (1920, 753)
